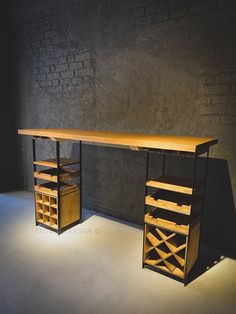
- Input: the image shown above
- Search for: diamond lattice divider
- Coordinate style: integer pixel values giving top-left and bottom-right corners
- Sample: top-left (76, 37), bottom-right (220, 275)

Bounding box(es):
top-left (144, 225), bottom-right (187, 279)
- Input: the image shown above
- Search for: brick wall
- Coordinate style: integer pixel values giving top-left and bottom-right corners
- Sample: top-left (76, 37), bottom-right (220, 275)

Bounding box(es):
top-left (16, 7), bottom-right (95, 98)
top-left (16, 0), bottom-right (236, 251)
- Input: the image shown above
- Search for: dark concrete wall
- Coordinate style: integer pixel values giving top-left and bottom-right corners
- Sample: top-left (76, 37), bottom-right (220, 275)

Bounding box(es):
top-left (0, 2), bottom-right (19, 192)
top-left (15, 0), bottom-right (236, 251)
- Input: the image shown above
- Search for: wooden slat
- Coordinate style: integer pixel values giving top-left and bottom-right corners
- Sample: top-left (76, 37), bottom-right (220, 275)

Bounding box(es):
top-left (34, 158), bottom-right (80, 168)
top-left (18, 128), bottom-right (217, 153)
top-left (145, 209), bottom-right (191, 235)
top-left (163, 260), bottom-right (176, 272)
top-left (155, 247), bottom-right (172, 260)
top-left (144, 259), bottom-right (159, 267)
top-left (146, 232), bottom-right (161, 247)
top-left (144, 261), bottom-right (184, 279)
top-left (174, 254), bottom-right (185, 267)
top-left (145, 192), bottom-right (192, 215)
top-left (34, 167), bottom-right (80, 182)
top-left (146, 176), bottom-right (198, 195)
top-left (155, 228), bottom-right (173, 241)
top-left (173, 243), bottom-right (187, 254)
top-left (165, 241), bottom-right (186, 254)
top-left (172, 267), bottom-right (184, 279)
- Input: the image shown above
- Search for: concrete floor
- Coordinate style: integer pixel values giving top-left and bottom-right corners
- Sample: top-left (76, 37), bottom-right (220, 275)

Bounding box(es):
top-left (0, 191), bottom-right (236, 314)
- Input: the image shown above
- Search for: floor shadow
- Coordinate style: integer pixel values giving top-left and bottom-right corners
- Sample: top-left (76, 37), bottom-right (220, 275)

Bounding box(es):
top-left (187, 245), bottom-right (225, 284)
top-left (188, 157), bottom-right (236, 284)
top-left (202, 158), bottom-right (236, 253)
top-left (187, 245), bottom-right (227, 284)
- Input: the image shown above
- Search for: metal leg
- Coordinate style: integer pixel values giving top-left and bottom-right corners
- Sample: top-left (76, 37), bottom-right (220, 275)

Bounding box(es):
top-left (197, 149), bottom-right (209, 260)
top-left (162, 151), bottom-right (166, 176)
top-left (79, 141), bottom-right (82, 222)
top-left (32, 138), bottom-right (37, 185)
top-left (142, 148), bottom-right (150, 268)
top-left (32, 138), bottom-right (38, 226)
top-left (56, 141), bottom-right (61, 235)
top-left (184, 152), bottom-right (199, 286)
top-left (201, 149), bottom-right (209, 212)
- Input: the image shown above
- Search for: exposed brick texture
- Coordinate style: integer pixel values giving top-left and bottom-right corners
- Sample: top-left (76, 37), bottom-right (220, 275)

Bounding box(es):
top-left (17, 6), bottom-right (94, 97)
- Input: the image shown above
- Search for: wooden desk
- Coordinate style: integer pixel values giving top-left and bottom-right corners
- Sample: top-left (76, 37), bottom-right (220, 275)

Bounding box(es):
top-left (18, 128), bottom-right (217, 285)
top-left (18, 128), bottom-right (217, 153)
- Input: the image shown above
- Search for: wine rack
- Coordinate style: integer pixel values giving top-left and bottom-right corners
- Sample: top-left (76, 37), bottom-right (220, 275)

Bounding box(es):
top-left (143, 151), bottom-right (209, 285)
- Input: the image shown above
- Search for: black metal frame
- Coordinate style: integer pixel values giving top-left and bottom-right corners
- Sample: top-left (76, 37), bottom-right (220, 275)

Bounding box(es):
top-left (142, 148), bottom-right (150, 268)
top-left (32, 138), bottom-right (38, 226)
top-left (142, 147), bottom-right (210, 286)
top-left (56, 141), bottom-right (61, 235)
top-left (196, 149), bottom-right (209, 263)
top-left (32, 137), bottom-right (82, 235)
top-left (79, 140), bottom-right (82, 222)
top-left (183, 152), bottom-right (198, 285)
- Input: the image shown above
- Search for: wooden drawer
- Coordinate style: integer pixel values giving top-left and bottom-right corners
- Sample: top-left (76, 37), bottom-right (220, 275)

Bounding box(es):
top-left (35, 182), bottom-right (79, 197)
top-left (34, 167), bottom-right (80, 183)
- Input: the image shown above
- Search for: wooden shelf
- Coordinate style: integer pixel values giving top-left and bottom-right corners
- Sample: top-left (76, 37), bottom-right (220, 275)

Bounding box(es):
top-left (34, 158), bottom-right (80, 168)
top-left (145, 190), bottom-right (193, 215)
top-left (146, 176), bottom-right (199, 195)
top-left (35, 182), bottom-right (79, 197)
top-left (34, 167), bottom-right (80, 183)
top-left (145, 208), bottom-right (200, 235)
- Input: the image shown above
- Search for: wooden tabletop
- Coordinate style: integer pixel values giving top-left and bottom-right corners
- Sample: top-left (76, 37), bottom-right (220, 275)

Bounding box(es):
top-left (18, 128), bottom-right (217, 153)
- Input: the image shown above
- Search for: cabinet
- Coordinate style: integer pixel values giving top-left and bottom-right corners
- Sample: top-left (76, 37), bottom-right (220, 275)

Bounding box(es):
top-left (32, 138), bottom-right (81, 234)
top-left (143, 150), bottom-right (209, 285)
